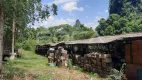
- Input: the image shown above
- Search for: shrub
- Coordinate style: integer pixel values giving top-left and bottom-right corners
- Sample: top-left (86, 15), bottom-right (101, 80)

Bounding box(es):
top-left (22, 39), bottom-right (36, 51)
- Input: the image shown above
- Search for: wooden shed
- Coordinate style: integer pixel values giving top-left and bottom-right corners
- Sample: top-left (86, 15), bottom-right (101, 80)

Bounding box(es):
top-left (65, 32), bottom-right (142, 78)
top-left (35, 32), bottom-right (142, 79)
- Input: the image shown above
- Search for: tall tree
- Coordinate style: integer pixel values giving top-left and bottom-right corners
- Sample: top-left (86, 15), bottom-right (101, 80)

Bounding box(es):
top-left (74, 19), bottom-right (81, 28)
top-left (0, 0), bottom-right (4, 70)
top-left (0, 0), bottom-right (57, 62)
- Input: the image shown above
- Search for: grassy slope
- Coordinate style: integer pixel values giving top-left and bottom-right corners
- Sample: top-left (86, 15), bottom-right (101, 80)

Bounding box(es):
top-left (3, 50), bottom-right (52, 80)
top-left (3, 50), bottom-right (105, 80)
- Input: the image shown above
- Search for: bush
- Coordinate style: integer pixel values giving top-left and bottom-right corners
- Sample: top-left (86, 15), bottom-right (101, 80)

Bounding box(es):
top-left (22, 39), bottom-right (36, 51)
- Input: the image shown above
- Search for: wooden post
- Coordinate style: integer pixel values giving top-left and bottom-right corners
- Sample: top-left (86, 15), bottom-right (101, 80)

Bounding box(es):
top-left (10, 18), bottom-right (16, 59)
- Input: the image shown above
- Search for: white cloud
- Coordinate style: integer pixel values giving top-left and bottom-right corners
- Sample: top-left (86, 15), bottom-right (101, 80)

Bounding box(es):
top-left (62, 2), bottom-right (84, 12)
top-left (66, 18), bottom-right (76, 23)
top-left (53, 18), bottom-right (67, 25)
top-left (95, 16), bottom-right (103, 21)
top-left (47, 16), bottom-right (54, 21)
top-left (84, 16), bottom-right (106, 29)
top-left (105, 10), bottom-right (108, 13)
top-left (33, 16), bottom-right (76, 28)
top-left (48, 0), bottom-right (84, 12)
top-left (85, 22), bottom-right (98, 28)
top-left (84, 22), bottom-right (99, 29)
top-left (48, 0), bottom-right (79, 5)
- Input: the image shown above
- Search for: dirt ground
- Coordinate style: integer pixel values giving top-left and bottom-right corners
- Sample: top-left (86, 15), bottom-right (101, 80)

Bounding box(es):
top-left (44, 67), bottom-right (105, 80)
top-left (13, 67), bottom-right (105, 80)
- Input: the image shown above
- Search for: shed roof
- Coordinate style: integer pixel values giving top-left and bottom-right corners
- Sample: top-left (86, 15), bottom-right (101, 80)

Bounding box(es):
top-left (66, 32), bottom-right (142, 44)
top-left (44, 41), bottom-right (66, 46)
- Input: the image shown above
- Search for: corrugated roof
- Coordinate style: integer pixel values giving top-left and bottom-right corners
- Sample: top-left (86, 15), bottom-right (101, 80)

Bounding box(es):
top-left (65, 32), bottom-right (142, 44)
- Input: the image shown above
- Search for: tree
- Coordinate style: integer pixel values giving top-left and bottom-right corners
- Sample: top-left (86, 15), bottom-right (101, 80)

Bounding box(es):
top-left (0, 0), bottom-right (57, 63)
top-left (96, 14), bottom-right (129, 36)
top-left (96, 13), bottom-right (142, 36)
top-left (109, 0), bottom-right (142, 16)
top-left (32, 23), bottom-right (96, 44)
top-left (0, 0), bottom-right (4, 70)
top-left (74, 19), bottom-right (81, 28)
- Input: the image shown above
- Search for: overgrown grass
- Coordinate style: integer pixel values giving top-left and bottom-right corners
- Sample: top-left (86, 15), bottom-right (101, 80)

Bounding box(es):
top-left (3, 50), bottom-right (51, 80)
top-left (2, 50), bottom-right (103, 80)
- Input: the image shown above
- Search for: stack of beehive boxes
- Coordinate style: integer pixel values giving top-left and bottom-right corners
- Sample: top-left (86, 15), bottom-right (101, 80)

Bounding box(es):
top-left (48, 52), bottom-right (55, 63)
top-left (55, 48), bottom-right (69, 68)
top-left (83, 54), bottom-right (92, 72)
top-left (74, 52), bottom-right (112, 76)
top-left (77, 56), bottom-right (84, 67)
top-left (101, 53), bottom-right (112, 76)
top-left (90, 53), bottom-right (97, 73)
top-left (74, 54), bottom-right (80, 65)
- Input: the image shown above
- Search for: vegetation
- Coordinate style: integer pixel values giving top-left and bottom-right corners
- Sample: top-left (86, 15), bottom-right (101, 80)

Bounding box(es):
top-left (3, 50), bottom-right (102, 80)
top-left (109, 0), bottom-right (142, 15)
top-left (3, 50), bottom-right (49, 80)
top-left (1, 0), bottom-right (142, 79)
top-left (107, 63), bottom-right (126, 80)
top-left (96, 0), bottom-right (142, 36)
top-left (16, 19), bottom-right (96, 50)
top-left (0, 0), bottom-right (58, 59)
top-left (14, 19), bottom-right (95, 50)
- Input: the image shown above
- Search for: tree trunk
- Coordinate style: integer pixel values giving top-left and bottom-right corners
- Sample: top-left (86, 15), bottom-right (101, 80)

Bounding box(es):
top-left (10, 18), bottom-right (16, 59)
top-left (0, 4), bottom-right (3, 71)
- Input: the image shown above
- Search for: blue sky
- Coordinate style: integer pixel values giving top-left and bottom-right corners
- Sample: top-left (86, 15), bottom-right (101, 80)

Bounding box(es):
top-left (34, 0), bottom-right (109, 28)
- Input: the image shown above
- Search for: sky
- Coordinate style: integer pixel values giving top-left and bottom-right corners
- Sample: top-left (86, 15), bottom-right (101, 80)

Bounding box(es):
top-left (34, 0), bottom-right (109, 28)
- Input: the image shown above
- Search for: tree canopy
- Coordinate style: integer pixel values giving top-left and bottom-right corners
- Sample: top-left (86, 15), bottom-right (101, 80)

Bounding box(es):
top-left (31, 20), bottom-right (96, 44)
top-left (96, 0), bottom-right (142, 36)
top-left (0, 0), bottom-right (58, 59)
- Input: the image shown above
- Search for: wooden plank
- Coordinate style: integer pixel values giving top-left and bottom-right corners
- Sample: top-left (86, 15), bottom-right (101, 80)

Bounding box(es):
top-left (125, 44), bottom-right (131, 63)
top-left (132, 40), bottom-right (142, 64)
top-left (126, 64), bottom-right (142, 80)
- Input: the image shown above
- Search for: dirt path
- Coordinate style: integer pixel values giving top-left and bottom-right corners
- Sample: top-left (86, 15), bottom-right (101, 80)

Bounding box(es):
top-left (45, 67), bottom-right (105, 80)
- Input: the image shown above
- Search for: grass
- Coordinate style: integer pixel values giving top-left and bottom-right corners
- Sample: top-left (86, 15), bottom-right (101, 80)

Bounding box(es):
top-left (3, 50), bottom-right (51, 80)
top-left (2, 50), bottom-right (105, 80)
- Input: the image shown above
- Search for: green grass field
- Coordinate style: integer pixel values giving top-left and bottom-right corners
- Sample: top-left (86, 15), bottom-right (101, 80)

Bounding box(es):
top-left (3, 50), bottom-right (54, 80)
